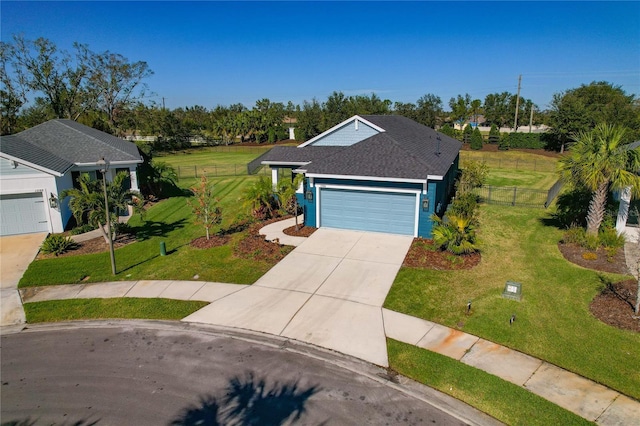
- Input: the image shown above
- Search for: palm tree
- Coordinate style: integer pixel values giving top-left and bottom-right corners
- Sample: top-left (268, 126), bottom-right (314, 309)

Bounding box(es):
top-left (558, 123), bottom-right (640, 236)
top-left (277, 173), bottom-right (305, 230)
top-left (243, 176), bottom-right (277, 220)
top-left (62, 172), bottom-right (143, 243)
top-left (432, 214), bottom-right (479, 255)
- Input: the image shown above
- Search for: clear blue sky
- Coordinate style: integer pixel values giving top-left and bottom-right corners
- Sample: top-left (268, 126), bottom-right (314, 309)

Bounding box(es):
top-left (2, 1), bottom-right (639, 111)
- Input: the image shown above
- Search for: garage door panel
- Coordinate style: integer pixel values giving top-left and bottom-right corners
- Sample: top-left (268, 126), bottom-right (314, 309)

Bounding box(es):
top-left (0, 193), bottom-right (49, 236)
top-left (320, 188), bottom-right (415, 235)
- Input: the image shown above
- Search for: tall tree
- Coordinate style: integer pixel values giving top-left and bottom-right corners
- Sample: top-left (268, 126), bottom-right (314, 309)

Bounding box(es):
top-left (549, 82), bottom-right (640, 153)
top-left (470, 98), bottom-right (482, 125)
top-left (483, 92), bottom-right (512, 128)
top-left (0, 42), bottom-right (26, 134)
top-left (323, 91), bottom-right (349, 129)
top-left (296, 99), bottom-right (323, 141)
top-left (87, 51), bottom-right (153, 133)
top-left (448, 94), bottom-right (471, 127)
top-left (558, 124), bottom-right (640, 236)
top-left (10, 35), bottom-right (92, 120)
top-left (415, 94), bottom-right (443, 128)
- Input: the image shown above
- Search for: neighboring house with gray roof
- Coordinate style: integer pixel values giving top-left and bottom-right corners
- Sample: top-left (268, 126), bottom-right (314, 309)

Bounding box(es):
top-left (0, 119), bottom-right (143, 236)
top-left (261, 115), bottom-right (461, 237)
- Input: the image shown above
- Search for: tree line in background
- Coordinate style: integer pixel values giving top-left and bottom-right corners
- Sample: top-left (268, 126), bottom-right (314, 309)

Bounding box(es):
top-left (2, 36), bottom-right (639, 152)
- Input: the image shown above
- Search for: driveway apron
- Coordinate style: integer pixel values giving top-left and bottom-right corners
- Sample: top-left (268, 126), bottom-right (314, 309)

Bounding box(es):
top-left (0, 233), bottom-right (47, 327)
top-left (183, 228), bottom-right (413, 366)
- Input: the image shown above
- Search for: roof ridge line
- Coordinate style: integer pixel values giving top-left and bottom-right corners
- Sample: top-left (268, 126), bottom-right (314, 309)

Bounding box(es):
top-left (55, 120), bottom-right (132, 158)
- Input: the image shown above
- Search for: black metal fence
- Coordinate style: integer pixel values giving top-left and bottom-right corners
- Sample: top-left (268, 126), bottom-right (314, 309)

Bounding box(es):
top-left (176, 164), bottom-right (269, 180)
top-left (473, 185), bottom-right (550, 208)
top-left (247, 148), bottom-right (274, 175)
top-left (460, 155), bottom-right (557, 172)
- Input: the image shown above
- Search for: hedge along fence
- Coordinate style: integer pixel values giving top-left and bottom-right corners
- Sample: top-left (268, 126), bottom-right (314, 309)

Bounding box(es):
top-left (499, 133), bottom-right (547, 150)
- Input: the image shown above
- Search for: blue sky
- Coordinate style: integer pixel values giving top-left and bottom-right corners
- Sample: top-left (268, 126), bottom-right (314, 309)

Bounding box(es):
top-left (2, 1), bottom-right (639, 111)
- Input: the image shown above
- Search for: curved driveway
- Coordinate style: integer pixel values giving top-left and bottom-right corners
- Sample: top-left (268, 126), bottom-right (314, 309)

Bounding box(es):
top-left (0, 321), bottom-right (498, 426)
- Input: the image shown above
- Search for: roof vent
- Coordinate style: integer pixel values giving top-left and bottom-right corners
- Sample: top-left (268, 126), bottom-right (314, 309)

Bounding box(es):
top-left (436, 135), bottom-right (441, 156)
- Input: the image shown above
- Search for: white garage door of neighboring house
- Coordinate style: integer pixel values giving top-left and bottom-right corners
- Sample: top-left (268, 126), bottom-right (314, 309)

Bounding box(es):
top-left (0, 193), bottom-right (49, 236)
top-left (319, 188), bottom-right (416, 236)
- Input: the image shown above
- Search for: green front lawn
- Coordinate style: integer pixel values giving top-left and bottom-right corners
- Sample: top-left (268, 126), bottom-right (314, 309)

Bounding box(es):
top-left (388, 339), bottom-right (592, 425)
top-left (24, 298), bottom-right (208, 322)
top-left (384, 204), bottom-right (640, 400)
top-left (19, 176), bottom-right (276, 287)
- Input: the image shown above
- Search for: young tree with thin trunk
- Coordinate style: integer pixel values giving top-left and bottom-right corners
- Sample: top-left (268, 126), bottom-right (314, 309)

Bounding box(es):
top-left (558, 123), bottom-right (640, 236)
top-left (188, 175), bottom-right (222, 240)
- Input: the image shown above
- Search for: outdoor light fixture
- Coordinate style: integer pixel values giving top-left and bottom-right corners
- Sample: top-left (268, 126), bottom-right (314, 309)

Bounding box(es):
top-left (97, 157), bottom-right (117, 275)
top-left (49, 194), bottom-right (58, 209)
top-left (305, 190), bottom-right (314, 202)
top-left (422, 198), bottom-right (429, 211)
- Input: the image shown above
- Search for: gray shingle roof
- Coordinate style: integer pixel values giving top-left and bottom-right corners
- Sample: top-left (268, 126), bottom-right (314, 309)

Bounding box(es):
top-left (262, 115), bottom-right (461, 181)
top-left (261, 146), bottom-right (346, 165)
top-left (0, 119), bottom-right (142, 174)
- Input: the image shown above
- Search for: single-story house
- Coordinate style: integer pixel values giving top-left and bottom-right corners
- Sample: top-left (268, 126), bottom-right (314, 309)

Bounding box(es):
top-left (0, 119), bottom-right (143, 236)
top-left (261, 115), bottom-right (462, 238)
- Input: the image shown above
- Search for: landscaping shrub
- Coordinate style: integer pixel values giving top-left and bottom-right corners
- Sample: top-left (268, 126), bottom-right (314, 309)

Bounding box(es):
top-left (470, 127), bottom-right (483, 150)
top-left (448, 192), bottom-right (479, 222)
top-left (70, 223), bottom-right (97, 235)
top-left (599, 226), bottom-right (625, 250)
top-left (562, 225), bottom-right (586, 246)
top-left (501, 133), bottom-right (546, 149)
top-left (432, 214), bottom-right (479, 255)
top-left (41, 234), bottom-right (78, 256)
top-left (488, 124), bottom-right (500, 144)
top-left (462, 124), bottom-right (473, 144)
top-left (582, 252), bottom-right (598, 261)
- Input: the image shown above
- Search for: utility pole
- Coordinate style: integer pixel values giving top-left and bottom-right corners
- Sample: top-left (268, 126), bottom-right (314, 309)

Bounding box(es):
top-left (162, 97), bottom-right (166, 110)
top-left (513, 74), bottom-right (522, 131)
top-left (529, 104), bottom-right (534, 133)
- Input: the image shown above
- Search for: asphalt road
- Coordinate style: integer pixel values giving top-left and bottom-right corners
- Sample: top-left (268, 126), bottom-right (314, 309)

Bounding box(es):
top-left (1, 321), bottom-right (500, 426)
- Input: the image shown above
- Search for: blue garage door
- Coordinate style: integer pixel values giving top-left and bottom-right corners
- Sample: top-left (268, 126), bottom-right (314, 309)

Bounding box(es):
top-left (0, 192), bottom-right (49, 236)
top-left (320, 188), bottom-right (416, 235)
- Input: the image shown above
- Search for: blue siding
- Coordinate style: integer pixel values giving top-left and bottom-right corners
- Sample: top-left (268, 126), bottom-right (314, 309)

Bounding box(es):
top-left (0, 157), bottom-right (47, 176)
top-left (310, 120), bottom-right (379, 146)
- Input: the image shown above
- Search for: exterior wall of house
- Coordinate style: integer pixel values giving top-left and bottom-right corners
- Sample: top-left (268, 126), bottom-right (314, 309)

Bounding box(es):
top-left (55, 173), bottom-right (74, 230)
top-left (309, 120), bottom-right (379, 146)
top-left (0, 158), bottom-right (63, 233)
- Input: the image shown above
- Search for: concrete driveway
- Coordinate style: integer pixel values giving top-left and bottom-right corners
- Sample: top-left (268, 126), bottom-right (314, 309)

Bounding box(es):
top-left (0, 233), bottom-right (47, 327)
top-left (184, 228), bottom-right (413, 366)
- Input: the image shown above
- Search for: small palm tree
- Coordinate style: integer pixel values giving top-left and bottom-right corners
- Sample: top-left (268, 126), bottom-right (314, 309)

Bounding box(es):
top-left (277, 173), bottom-right (305, 230)
top-left (62, 172), bottom-right (143, 243)
top-left (243, 176), bottom-right (277, 220)
top-left (432, 214), bottom-right (479, 255)
top-left (558, 123), bottom-right (640, 236)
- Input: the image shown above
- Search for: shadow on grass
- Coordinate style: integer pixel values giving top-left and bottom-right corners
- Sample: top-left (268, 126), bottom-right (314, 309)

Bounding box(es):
top-left (132, 218), bottom-right (188, 241)
top-left (170, 372), bottom-right (321, 426)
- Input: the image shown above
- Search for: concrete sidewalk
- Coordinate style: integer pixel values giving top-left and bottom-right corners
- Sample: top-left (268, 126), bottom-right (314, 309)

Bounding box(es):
top-left (259, 214), bottom-right (306, 246)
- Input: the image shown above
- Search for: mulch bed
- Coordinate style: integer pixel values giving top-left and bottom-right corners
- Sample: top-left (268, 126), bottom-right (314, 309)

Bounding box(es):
top-left (403, 238), bottom-right (481, 270)
top-left (36, 233), bottom-right (136, 259)
top-left (233, 221), bottom-right (293, 262)
top-left (590, 279), bottom-right (639, 333)
top-left (557, 242), bottom-right (630, 275)
top-left (190, 235), bottom-right (230, 249)
top-left (559, 242), bottom-right (639, 333)
top-left (283, 225), bottom-right (317, 237)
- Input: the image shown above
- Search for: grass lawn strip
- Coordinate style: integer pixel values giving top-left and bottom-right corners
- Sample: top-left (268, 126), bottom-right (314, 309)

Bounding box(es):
top-left (384, 204), bottom-right (640, 400)
top-left (23, 298), bottom-right (208, 323)
top-left (388, 339), bottom-right (592, 426)
top-left (19, 176), bottom-right (277, 287)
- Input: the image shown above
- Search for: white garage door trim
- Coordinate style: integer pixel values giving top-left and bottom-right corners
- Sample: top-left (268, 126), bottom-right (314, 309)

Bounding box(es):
top-left (0, 191), bottom-right (50, 236)
top-left (316, 184), bottom-right (420, 236)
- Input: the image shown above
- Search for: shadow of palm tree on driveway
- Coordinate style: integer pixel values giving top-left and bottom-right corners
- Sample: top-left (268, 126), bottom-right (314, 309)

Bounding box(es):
top-left (170, 372), bottom-right (321, 426)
